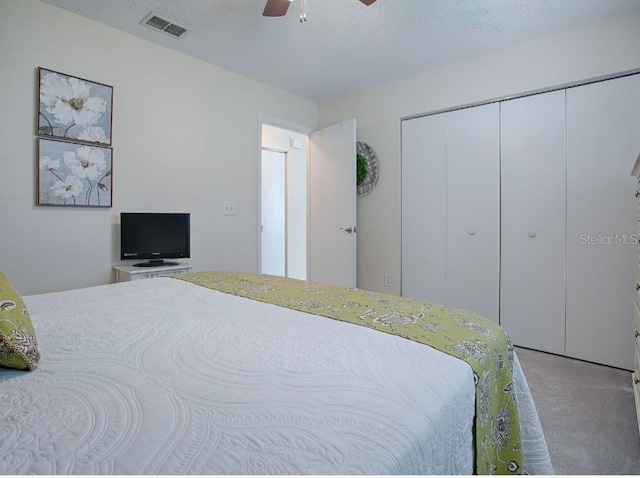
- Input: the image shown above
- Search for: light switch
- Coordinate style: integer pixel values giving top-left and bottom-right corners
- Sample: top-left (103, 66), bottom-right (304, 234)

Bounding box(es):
top-left (224, 201), bottom-right (235, 216)
top-left (384, 274), bottom-right (392, 287)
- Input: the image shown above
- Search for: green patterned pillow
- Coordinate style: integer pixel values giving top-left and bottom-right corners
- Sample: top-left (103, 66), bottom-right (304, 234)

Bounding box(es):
top-left (0, 272), bottom-right (40, 370)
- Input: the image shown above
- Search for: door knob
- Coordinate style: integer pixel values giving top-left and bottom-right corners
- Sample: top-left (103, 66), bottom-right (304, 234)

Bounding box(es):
top-left (528, 231), bottom-right (536, 238)
top-left (340, 227), bottom-right (354, 234)
top-left (467, 229), bottom-right (475, 236)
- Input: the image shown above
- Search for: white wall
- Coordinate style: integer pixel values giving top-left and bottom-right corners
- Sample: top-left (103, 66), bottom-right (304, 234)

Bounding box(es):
top-left (261, 124), bottom-right (308, 280)
top-left (4, 1), bottom-right (640, 297)
top-left (318, 11), bottom-right (640, 295)
top-left (0, 0), bottom-right (317, 295)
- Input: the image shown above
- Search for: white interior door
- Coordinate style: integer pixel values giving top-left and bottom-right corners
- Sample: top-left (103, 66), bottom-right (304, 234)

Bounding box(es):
top-left (500, 90), bottom-right (567, 354)
top-left (401, 114), bottom-right (447, 304)
top-left (446, 103), bottom-right (500, 322)
top-left (566, 74), bottom-right (640, 370)
top-left (261, 149), bottom-right (286, 277)
top-left (308, 119), bottom-right (357, 287)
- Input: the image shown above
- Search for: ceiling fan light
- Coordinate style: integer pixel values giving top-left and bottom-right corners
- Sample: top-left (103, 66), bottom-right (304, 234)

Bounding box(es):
top-left (299, 0), bottom-right (307, 22)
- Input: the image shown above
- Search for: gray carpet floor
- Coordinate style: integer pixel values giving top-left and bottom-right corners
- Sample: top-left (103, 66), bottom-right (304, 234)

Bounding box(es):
top-left (516, 347), bottom-right (640, 475)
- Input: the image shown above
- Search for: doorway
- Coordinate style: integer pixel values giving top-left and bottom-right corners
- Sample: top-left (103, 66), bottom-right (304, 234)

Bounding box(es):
top-left (258, 116), bottom-right (357, 287)
top-left (260, 123), bottom-right (308, 280)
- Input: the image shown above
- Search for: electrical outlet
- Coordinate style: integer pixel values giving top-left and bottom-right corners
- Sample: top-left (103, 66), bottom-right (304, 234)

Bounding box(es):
top-left (384, 274), bottom-right (392, 287)
top-left (224, 201), bottom-right (235, 216)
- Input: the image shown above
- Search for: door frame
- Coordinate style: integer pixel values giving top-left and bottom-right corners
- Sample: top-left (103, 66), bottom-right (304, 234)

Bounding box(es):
top-left (257, 114), bottom-right (313, 278)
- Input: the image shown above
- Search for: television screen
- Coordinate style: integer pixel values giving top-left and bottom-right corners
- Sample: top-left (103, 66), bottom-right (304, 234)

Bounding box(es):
top-left (120, 213), bottom-right (190, 267)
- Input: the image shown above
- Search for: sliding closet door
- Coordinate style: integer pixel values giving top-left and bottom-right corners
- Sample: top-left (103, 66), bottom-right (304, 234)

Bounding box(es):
top-left (500, 90), bottom-right (566, 354)
top-left (446, 104), bottom-right (500, 321)
top-left (401, 114), bottom-right (447, 304)
top-left (566, 74), bottom-right (640, 370)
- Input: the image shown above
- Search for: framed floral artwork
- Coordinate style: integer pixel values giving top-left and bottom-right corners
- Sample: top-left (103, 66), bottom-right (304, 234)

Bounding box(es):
top-left (37, 67), bottom-right (113, 146)
top-left (37, 138), bottom-right (112, 207)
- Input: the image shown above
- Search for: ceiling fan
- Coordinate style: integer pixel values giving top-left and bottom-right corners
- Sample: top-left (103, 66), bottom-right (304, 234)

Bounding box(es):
top-left (263, 0), bottom-right (377, 20)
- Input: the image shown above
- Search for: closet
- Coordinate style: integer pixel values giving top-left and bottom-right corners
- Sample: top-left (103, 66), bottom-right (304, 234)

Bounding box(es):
top-left (565, 75), bottom-right (640, 369)
top-left (401, 104), bottom-right (500, 322)
top-left (401, 73), bottom-right (640, 369)
top-left (500, 90), bottom-right (566, 355)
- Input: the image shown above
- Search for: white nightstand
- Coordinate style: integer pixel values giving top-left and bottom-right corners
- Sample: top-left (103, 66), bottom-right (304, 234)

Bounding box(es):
top-left (113, 264), bottom-right (194, 282)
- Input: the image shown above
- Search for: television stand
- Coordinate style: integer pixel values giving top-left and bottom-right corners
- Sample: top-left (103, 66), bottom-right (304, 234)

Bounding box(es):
top-left (133, 260), bottom-right (179, 267)
top-left (113, 263), bottom-right (193, 282)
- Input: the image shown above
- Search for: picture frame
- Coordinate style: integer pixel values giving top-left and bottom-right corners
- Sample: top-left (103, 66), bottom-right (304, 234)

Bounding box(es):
top-left (37, 67), bottom-right (113, 146)
top-left (37, 138), bottom-right (113, 208)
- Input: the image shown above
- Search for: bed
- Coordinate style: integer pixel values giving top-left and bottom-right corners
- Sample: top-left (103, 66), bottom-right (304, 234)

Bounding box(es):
top-left (0, 271), bottom-right (553, 475)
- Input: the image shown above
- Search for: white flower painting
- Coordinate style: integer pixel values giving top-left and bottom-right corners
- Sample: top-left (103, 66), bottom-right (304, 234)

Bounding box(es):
top-left (38, 68), bottom-right (113, 146)
top-left (38, 139), bottom-right (112, 207)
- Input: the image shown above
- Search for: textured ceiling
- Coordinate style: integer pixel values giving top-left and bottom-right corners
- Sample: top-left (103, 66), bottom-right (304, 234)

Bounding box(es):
top-left (40, 0), bottom-right (640, 102)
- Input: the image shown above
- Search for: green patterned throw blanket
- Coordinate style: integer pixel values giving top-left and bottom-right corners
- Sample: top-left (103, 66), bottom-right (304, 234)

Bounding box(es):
top-left (174, 271), bottom-right (522, 475)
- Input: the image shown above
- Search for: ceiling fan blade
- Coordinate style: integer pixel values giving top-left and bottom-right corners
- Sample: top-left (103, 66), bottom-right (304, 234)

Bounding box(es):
top-left (263, 0), bottom-right (291, 17)
top-left (358, 0), bottom-right (377, 5)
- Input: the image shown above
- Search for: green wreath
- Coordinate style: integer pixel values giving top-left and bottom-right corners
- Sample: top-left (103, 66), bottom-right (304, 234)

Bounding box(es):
top-left (357, 153), bottom-right (367, 186)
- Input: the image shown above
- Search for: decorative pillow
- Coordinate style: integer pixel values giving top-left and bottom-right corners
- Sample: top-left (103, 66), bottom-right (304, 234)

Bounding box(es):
top-left (0, 272), bottom-right (40, 370)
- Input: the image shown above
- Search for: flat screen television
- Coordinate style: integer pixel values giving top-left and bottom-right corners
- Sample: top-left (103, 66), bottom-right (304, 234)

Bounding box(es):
top-left (120, 213), bottom-right (190, 267)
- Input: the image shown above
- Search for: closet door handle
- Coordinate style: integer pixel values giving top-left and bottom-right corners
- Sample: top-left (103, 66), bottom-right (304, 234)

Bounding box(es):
top-left (635, 329), bottom-right (639, 338)
top-left (636, 283), bottom-right (640, 291)
top-left (635, 190), bottom-right (640, 198)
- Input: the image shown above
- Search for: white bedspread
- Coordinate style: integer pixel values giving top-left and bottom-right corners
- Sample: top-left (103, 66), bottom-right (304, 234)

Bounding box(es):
top-left (0, 278), bottom-right (552, 474)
